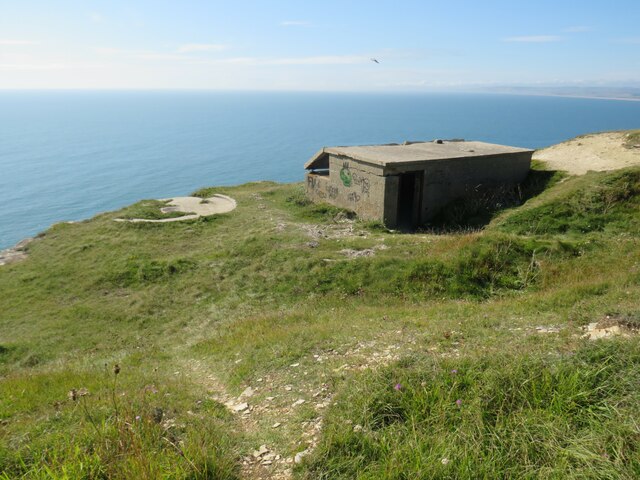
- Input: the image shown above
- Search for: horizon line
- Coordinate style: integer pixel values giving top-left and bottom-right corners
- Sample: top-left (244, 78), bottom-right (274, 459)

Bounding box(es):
top-left (0, 87), bottom-right (639, 102)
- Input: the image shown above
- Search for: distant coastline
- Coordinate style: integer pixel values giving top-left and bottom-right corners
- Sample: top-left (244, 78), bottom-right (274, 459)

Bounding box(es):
top-left (478, 87), bottom-right (640, 103)
top-left (498, 92), bottom-right (640, 103)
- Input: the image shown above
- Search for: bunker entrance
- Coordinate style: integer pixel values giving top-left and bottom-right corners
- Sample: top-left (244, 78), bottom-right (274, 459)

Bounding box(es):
top-left (397, 171), bottom-right (423, 230)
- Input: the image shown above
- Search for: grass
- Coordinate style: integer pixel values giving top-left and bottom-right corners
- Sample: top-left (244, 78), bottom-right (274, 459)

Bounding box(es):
top-left (0, 363), bottom-right (240, 479)
top-left (1, 150), bottom-right (639, 478)
top-left (118, 200), bottom-right (195, 220)
top-left (304, 340), bottom-right (640, 479)
top-left (499, 168), bottom-right (640, 235)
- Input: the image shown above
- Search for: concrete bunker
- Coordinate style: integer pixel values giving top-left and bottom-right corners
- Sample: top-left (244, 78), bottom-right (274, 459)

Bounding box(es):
top-left (305, 140), bottom-right (533, 229)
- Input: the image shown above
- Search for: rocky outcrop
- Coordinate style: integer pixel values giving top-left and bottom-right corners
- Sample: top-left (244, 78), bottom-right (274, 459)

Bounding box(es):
top-left (0, 237), bottom-right (33, 266)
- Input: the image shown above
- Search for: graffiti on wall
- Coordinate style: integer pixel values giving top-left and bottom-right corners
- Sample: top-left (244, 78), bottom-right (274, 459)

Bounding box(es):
top-left (306, 175), bottom-right (326, 198)
top-left (308, 160), bottom-right (371, 205)
top-left (351, 172), bottom-right (370, 195)
top-left (307, 175), bottom-right (319, 190)
top-left (347, 192), bottom-right (361, 203)
top-left (308, 175), bottom-right (338, 201)
top-left (339, 162), bottom-right (352, 187)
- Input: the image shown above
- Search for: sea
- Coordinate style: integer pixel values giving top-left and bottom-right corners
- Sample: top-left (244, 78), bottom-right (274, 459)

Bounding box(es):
top-left (1, 91), bottom-right (639, 249)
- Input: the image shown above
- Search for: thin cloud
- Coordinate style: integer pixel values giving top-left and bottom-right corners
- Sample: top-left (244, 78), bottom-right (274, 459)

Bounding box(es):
top-left (177, 43), bottom-right (228, 53)
top-left (280, 21), bottom-right (310, 27)
top-left (614, 37), bottom-right (640, 44)
top-left (136, 53), bottom-right (191, 61)
top-left (503, 35), bottom-right (562, 43)
top-left (95, 47), bottom-right (122, 55)
top-left (89, 12), bottom-right (105, 23)
top-left (0, 63), bottom-right (65, 70)
top-left (96, 45), bottom-right (228, 60)
top-left (268, 55), bottom-right (367, 65)
top-left (198, 55), bottom-right (369, 66)
top-left (95, 47), bottom-right (183, 61)
top-left (0, 39), bottom-right (39, 46)
top-left (563, 26), bottom-right (591, 33)
top-left (95, 46), bottom-right (382, 68)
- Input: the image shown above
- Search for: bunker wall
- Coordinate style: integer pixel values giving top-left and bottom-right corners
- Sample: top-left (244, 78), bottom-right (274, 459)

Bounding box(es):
top-left (305, 155), bottom-right (387, 221)
top-left (306, 150), bottom-right (532, 227)
top-left (417, 151), bottom-right (532, 220)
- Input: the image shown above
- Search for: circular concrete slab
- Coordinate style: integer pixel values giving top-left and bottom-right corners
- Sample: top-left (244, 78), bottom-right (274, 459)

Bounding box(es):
top-left (116, 194), bottom-right (237, 223)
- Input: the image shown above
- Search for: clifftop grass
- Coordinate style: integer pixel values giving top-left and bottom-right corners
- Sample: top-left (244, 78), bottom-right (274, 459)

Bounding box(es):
top-left (1, 163), bottom-right (640, 479)
top-left (306, 341), bottom-right (640, 479)
top-left (500, 168), bottom-right (640, 235)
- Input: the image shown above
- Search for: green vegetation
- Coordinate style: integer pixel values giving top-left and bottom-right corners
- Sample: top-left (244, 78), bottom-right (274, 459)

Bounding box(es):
top-left (500, 168), bottom-right (640, 235)
top-left (118, 199), bottom-right (195, 220)
top-left (624, 129), bottom-right (640, 148)
top-left (1, 156), bottom-right (640, 478)
top-left (306, 341), bottom-right (640, 479)
top-left (0, 366), bottom-right (239, 479)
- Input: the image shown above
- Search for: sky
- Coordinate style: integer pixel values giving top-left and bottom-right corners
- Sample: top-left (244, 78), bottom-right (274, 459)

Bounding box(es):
top-left (1, 0), bottom-right (639, 91)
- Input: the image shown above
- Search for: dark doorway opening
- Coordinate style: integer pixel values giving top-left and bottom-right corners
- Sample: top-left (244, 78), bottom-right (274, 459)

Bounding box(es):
top-left (397, 171), bottom-right (423, 230)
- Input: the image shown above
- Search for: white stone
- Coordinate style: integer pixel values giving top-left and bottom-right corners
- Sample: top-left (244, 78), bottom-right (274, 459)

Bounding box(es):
top-left (294, 449), bottom-right (311, 464)
top-left (231, 402), bottom-right (249, 413)
top-left (240, 387), bottom-right (254, 398)
top-left (252, 445), bottom-right (269, 458)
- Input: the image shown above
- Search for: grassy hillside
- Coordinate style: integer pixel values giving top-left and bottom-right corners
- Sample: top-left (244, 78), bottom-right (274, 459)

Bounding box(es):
top-left (1, 160), bottom-right (639, 479)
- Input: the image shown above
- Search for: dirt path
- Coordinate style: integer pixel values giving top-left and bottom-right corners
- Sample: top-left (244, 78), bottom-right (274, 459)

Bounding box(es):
top-left (180, 358), bottom-right (298, 480)
top-left (177, 330), bottom-right (416, 480)
top-left (534, 131), bottom-right (640, 175)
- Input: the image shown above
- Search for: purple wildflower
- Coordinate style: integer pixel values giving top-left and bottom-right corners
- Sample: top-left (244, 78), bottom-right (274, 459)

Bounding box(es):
top-left (450, 369), bottom-right (458, 374)
top-left (456, 399), bottom-right (462, 406)
top-left (394, 383), bottom-right (402, 391)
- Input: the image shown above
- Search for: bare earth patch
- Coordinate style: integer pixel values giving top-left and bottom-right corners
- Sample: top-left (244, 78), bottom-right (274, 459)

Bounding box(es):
top-left (301, 219), bottom-right (368, 240)
top-left (534, 131), bottom-right (640, 175)
top-left (339, 244), bottom-right (388, 259)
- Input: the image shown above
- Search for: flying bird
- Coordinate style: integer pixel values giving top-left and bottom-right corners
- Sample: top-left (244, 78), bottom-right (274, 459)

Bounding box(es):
top-left (370, 58), bottom-right (380, 64)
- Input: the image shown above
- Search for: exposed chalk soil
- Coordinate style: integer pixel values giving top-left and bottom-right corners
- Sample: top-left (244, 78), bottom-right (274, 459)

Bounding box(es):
top-left (534, 131), bottom-right (640, 175)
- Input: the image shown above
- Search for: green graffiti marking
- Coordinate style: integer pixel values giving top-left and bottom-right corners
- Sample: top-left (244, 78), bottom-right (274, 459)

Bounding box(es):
top-left (340, 162), bottom-right (352, 187)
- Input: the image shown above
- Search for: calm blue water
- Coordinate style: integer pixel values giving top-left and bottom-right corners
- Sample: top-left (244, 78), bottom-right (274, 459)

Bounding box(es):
top-left (1, 91), bottom-right (639, 248)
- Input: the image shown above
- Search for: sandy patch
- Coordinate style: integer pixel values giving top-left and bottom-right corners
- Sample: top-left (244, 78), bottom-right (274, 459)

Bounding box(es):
top-left (534, 131), bottom-right (640, 175)
top-left (116, 194), bottom-right (236, 223)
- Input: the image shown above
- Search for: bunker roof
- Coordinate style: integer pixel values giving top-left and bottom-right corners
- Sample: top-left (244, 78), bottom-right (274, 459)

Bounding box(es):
top-left (305, 140), bottom-right (533, 170)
